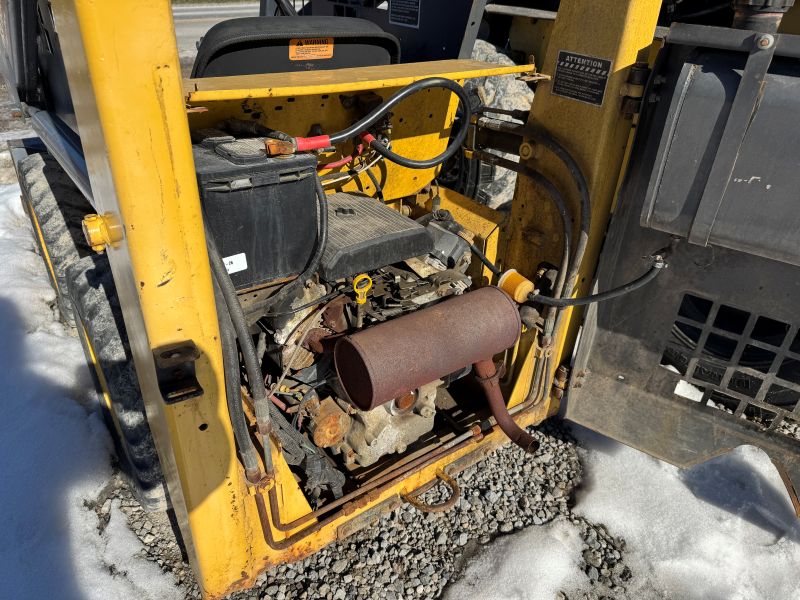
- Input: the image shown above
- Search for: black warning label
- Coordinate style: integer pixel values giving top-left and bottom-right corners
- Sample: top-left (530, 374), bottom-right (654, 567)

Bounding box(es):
top-left (552, 50), bottom-right (612, 107)
top-left (389, 0), bottom-right (421, 29)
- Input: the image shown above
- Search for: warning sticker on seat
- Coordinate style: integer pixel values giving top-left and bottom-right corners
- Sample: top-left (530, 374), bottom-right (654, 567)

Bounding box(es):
top-left (289, 37), bottom-right (334, 61)
top-left (552, 50), bottom-right (612, 107)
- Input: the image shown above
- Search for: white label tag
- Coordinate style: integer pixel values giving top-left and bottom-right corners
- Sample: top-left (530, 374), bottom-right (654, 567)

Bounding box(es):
top-left (223, 253), bottom-right (248, 275)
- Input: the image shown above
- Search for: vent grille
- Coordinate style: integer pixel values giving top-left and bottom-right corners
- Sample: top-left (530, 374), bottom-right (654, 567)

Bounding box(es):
top-left (662, 293), bottom-right (800, 439)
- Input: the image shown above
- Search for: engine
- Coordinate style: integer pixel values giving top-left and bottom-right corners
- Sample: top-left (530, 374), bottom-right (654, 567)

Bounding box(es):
top-left (261, 192), bottom-right (473, 474)
top-left (193, 124), bottom-right (529, 508)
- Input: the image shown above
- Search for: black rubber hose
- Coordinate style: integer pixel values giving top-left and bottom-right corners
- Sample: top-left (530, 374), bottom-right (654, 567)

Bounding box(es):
top-left (528, 259), bottom-right (667, 308)
top-left (469, 241), bottom-right (502, 277)
top-left (328, 77), bottom-right (472, 170)
top-left (214, 279), bottom-right (262, 483)
top-left (521, 131), bottom-right (590, 404)
top-left (206, 225), bottom-right (274, 473)
top-left (275, 0), bottom-right (298, 16)
top-left (526, 129), bottom-right (590, 302)
top-left (248, 175), bottom-right (329, 314)
top-left (365, 167), bottom-right (384, 201)
top-left (472, 150), bottom-right (572, 305)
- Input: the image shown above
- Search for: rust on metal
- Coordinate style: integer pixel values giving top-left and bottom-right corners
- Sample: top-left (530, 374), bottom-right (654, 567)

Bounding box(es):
top-left (334, 287), bottom-right (521, 410)
top-left (308, 397), bottom-right (351, 448)
top-left (402, 469), bottom-right (462, 513)
top-left (264, 138), bottom-right (296, 156)
top-left (474, 359), bottom-right (540, 454)
top-left (394, 391), bottom-right (418, 412)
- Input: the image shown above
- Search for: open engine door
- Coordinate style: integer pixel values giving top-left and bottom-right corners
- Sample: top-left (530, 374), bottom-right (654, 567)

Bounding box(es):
top-left (564, 23), bottom-right (800, 515)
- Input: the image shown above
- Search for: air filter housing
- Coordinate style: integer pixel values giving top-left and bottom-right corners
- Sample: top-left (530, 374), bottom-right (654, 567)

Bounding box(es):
top-left (321, 193), bottom-right (434, 281)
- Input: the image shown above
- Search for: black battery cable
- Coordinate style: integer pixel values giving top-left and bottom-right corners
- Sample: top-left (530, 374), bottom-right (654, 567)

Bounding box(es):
top-left (293, 77), bottom-right (472, 170)
top-left (527, 255), bottom-right (668, 308)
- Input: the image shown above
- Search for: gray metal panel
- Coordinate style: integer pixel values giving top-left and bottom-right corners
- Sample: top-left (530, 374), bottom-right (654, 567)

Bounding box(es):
top-left (567, 25), bottom-right (800, 511)
top-left (641, 26), bottom-right (800, 267)
top-left (307, 0), bottom-right (487, 61)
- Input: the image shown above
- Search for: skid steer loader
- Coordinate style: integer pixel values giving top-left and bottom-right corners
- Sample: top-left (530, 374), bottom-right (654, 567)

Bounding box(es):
top-left (2, 0), bottom-right (799, 596)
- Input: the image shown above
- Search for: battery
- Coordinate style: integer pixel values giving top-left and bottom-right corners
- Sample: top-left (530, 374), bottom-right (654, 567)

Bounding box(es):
top-left (193, 136), bottom-right (318, 290)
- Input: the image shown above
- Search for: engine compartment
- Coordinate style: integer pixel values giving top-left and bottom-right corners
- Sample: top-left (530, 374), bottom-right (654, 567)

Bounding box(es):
top-left (241, 180), bottom-right (485, 503)
top-left (193, 112), bottom-right (530, 508)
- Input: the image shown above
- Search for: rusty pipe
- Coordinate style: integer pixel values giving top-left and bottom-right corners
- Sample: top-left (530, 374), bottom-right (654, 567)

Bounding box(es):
top-left (257, 430), bottom-right (483, 547)
top-left (474, 359), bottom-right (539, 454)
top-left (335, 286), bottom-right (521, 411)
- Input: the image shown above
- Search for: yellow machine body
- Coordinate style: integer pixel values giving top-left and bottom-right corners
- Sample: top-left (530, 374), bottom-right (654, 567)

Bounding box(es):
top-left (38, 0), bottom-right (664, 597)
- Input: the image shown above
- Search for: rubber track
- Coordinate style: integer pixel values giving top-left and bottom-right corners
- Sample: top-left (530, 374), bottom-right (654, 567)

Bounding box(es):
top-left (68, 254), bottom-right (166, 510)
top-left (19, 151), bottom-right (166, 510)
top-left (17, 152), bottom-right (94, 325)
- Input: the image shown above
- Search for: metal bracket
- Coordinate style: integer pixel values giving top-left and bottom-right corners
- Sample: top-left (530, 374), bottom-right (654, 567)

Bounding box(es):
top-left (687, 32), bottom-right (778, 247)
top-left (620, 62), bottom-right (651, 119)
top-left (152, 341), bottom-right (203, 404)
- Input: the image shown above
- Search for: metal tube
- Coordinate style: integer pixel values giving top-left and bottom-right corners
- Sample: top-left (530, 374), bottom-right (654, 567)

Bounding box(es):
top-left (257, 429), bottom-right (483, 547)
top-left (474, 359), bottom-right (540, 454)
top-left (732, 0), bottom-right (793, 33)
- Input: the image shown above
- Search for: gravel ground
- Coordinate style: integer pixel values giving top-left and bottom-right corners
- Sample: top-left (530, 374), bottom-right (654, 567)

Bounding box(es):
top-left (89, 421), bottom-right (633, 600)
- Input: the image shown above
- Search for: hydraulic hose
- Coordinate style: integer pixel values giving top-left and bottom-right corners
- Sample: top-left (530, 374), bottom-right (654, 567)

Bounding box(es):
top-left (206, 225), bottom-right (274, 474)
top-left (275, 0), bottom-right (298, 16)
top-left (472, 151), bottom-right (571, 305)
top-left (525, 129), bottom-right (591, 303)
top-left (295, 78), bottom-right (472, 170)
top-left (528, 257), bottom-right (667, 308)
top-left (214, 279), bottom-right (262, 483)
top-left (248, 175), bottom-right (329, 314)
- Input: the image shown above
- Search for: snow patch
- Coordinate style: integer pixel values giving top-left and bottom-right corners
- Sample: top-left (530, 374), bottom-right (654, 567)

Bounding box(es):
top-left (0, 183), bottom-right (180, 599)
top-left (572, 426), bottom-right (800, 599)
top-left (444, 519), bottom-right (585, 600)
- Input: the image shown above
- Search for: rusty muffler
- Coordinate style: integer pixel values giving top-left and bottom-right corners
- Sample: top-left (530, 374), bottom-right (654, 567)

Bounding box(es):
top-left (334, 286), bottom-right (536, 452)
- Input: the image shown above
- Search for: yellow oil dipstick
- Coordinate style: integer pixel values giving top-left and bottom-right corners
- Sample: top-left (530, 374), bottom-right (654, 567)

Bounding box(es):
top-left (353, 274), bottom-right (373, 328)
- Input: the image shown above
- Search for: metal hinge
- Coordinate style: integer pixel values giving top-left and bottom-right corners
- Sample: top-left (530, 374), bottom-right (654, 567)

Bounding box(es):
top-left (153, 341), bottom-right (204, 404)
top-left (620, 62), bottom-right (652, 119)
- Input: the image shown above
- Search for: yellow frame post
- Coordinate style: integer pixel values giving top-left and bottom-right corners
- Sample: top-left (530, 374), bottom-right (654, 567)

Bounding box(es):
top-left (505, 0), bottom-right (662, 410)
top-left (47, 2), bottom-right (541, 596)
top-left (52, 0), bottom-right (255, 595)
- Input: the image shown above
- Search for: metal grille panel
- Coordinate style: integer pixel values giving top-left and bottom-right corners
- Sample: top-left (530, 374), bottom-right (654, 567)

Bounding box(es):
top-left (662, 293), bottom-right (800, 437)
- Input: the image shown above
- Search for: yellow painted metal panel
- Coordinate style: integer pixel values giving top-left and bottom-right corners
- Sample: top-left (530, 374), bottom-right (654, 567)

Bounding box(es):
top-left (185, 60), bottom-right (534, 102)
top-left (51, 0), bottom-right (257, 595)
top-left (503, 0), bottom-right (662, 411)
top-left (188, 87), bottom-right (458, 201)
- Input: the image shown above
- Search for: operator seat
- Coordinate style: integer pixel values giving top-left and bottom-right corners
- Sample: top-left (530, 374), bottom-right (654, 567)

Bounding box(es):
top-left (191, 16), bottom-right (401, 78)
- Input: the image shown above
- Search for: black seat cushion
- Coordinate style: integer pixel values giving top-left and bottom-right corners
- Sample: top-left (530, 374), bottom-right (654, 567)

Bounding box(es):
top-left (191, 16), bottom-right (401, 78)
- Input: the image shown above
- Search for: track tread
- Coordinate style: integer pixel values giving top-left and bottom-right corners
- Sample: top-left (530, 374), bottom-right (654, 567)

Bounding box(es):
top-left (18, 150), bottom-right (166, 510)
top-left (68, 254), bottom-right (166, 510)
top-left (17, 152), bottom-right (93, 325)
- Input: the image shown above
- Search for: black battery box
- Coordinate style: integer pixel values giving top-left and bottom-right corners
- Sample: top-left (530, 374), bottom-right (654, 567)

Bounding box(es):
top-left (193, 135), bottom-right (318, 291)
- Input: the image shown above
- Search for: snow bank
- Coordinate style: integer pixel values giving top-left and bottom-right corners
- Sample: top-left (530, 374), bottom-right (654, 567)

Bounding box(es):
top-left (0, 183), bottom-right (180, 599)
top-left (572, 426), bottom-right (800, 600)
